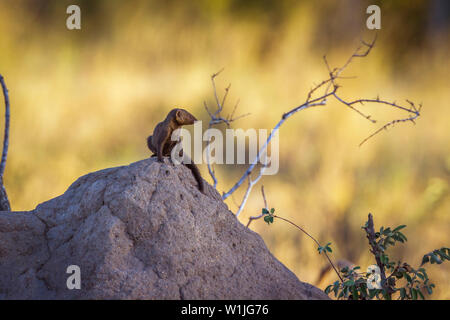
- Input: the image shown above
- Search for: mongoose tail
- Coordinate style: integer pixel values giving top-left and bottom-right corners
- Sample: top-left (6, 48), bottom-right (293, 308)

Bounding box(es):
top-left (184, 162), bottom-right (204, 193)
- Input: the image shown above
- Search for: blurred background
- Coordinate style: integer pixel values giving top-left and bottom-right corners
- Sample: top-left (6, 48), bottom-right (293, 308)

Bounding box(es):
top-left (0, 0), bottom-right (448, 298)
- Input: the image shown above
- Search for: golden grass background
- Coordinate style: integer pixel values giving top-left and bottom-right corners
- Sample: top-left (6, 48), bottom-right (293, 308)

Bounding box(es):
top-left (0, 0), bottom-right (448, 298)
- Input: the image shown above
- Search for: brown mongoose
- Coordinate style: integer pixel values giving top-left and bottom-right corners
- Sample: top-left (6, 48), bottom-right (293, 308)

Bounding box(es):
top-left (147, 108), bottom-right (204, 193)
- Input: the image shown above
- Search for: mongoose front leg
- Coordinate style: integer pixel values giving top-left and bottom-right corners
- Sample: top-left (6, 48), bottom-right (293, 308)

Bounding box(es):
top-left (157, 143), bottom-right (164, 162)
top-left (156, 133), bottom-right (169, 162)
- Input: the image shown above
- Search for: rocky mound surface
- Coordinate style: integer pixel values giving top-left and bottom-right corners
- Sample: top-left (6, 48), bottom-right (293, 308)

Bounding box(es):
top-left (0, 158), bottom-right (328, 299)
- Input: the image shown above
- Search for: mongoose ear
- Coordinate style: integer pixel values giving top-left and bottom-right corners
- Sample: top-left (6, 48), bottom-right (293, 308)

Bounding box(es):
top-left (175, 109), bottom-right (183, 123)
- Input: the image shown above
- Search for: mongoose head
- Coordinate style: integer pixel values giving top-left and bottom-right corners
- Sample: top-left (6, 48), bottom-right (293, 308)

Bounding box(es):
top-left (170, 108), bottom-right (198, 125)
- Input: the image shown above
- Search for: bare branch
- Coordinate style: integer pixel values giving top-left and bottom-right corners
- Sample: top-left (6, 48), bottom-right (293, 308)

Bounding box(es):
top-left (227, 98), bottom-right (240, 122)
top-left (323, 34), bottom-right (377, 96)
top-left (332, 93), bottom-right (377, 123)
top-left (206, 152), bottom-right (218, 189)
top-left (261, 185), bottom-right (268, 209)
top-left (204, 70), bottom-right (250, 188)
top-left (0, 74), bottom-right (11, 211)
top-left (246, 186), bottom-right (343, 282)
top-left (235, 166), bottom-right (265, 217)
top-left (322, 35), bottom-right (419, 141)
top-left (0, 75), bottom-right (10, 178)
top-left (273, 214), bottom-right (343, 283)
top-left (222, 87), bottom-right (333, 201)
top-left (220, 83), bottom-right (231, 111)
top-left (221, 34), bottom-right (421, 206)
top-left (246, 185), bottom-right (268, 228)
top-left (211, 68), bottom-right (225, 116)
top-left (359, 107), bottom-right (420, 147)
top-left (335, 34), bottom-right (377, 80)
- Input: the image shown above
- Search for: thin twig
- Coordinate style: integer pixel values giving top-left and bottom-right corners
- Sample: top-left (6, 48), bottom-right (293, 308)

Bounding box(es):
top-left (246, 186), bottom-right (343, 282)
top-left (0, 74), bottom-right (11, 211)
top-left (204, 70), bottom-right (250, 188)
top-left (211, 68), bottom-right (225, 115)
top-left (359, 115), bottom-right (419, 147)
top-left (222, 95), bottom-right (331, 201)
top-left (246, 185), bottom-right (267, 228)
top-left (221, 34), bottom-right (421, 206)
top-left (261, 185), bottom-right (268, 209)
top-left (0, 75), bottom-right (10, 178)
top-left (325, 34), bottom-right (377, 95)
top-left (273, 215), bottom-right (344, 283)
top-left (235, 166), bottom-right (265, 217)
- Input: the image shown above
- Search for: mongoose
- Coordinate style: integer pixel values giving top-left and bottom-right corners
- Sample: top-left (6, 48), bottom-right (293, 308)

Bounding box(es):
top-left (147, 108), bottom-right (204, 193)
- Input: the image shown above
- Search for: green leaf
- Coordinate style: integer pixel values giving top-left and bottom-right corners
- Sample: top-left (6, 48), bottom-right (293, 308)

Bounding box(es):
top-left (411, 288), bottom-right (418, 300)
top-left (393, 225), bottom-right (406, 232)
top-left (263, 215), bottom-right (273, 224)
top-left (419, 268), bottom-right (429, 280)
top-left (270, 208), bottom-right (275, 214)
top-left (333, 284), bottom-right (339, 297)
top-left (400, 234), bottom-right (408, 242)
top-left (340, 266), bottom-right (349, 273)
top-left (405, 273), bottom-right (412, 283)
top-left (393, 235), bottom-right (404, 243)
top-left (426, 285), bottom-right (433, 295)
top-left (262, 208), bottom-right (269, 214)
top-left (438, 249), bottom-right (450, 260)
top-left (352, 287), bottom-right (358, 300)
top-left (430, 253), bottom-right (442, 264)
top-left (399, 287), bottom-right (406, 299)
top-left (417, 290), bottom-right (425, 300)
top-left (421, 255), bottom-right (430, 266)
top-left (344, 280), bottom-right (355, 286)
top-left (359, 285), bottom-right (368, 298)
top-left (343, 286), bottom-right (349, 297)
